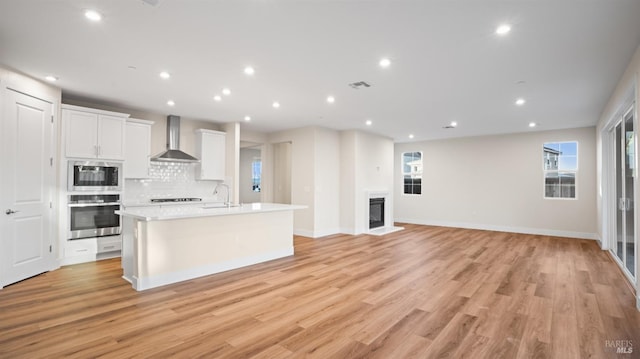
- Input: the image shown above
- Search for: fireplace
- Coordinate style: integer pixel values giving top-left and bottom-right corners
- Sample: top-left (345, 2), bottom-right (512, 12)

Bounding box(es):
top-left (369, 197), bottom-right (385, 229)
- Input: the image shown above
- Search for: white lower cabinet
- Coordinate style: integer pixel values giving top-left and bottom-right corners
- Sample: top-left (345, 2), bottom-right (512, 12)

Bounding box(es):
top-left (61, 235), bottom-right (122, 265)
top-left (97, 236), bottom-right (122, 260)
top-left (98, 236), bottom-right (122, 253)
top-left (62, 238), bottom-right (97, 266)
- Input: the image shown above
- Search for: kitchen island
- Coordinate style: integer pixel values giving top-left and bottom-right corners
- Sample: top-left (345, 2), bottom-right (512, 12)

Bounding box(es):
top-left (116, 203), bottom-right (305, 291)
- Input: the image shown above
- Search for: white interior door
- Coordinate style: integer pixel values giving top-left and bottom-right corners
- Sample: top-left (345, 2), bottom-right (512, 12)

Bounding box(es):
top-left (1, 88), bottom-right (55, 287)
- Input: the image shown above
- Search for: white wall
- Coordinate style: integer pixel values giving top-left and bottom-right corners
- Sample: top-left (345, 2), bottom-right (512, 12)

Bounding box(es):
top-left (395, 127), bottom-right (597, 239)
top-left (340, 130), bottom-right (395, 234)
top-left (239, 148), bottom-right (261, 203)
top-left (268, 128), bottom-right (316, 236)
top-left (340, 131), bottom-right (357, 233)
top-left (272, 142), bottom-right (292, 204)
top-left (596, 45), bottom-right (640, 239)
top-left (224, 122), bottom-right (240, 203)
top-left (314, 128), bottom-right (341, 236)
top-left (355, 131), bottom-right (395, 234)
top-left (595, 44), bottom-right (639, 308)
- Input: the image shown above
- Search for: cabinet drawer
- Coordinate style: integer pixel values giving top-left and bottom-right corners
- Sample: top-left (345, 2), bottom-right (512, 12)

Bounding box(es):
top-left (98, 238), bottom-right (122, 253)
top-left (64, 239), bottom-right (97, 257)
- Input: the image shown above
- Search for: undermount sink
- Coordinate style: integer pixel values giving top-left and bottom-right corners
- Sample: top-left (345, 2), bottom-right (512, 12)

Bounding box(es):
top-left (202, 204), bottom-right (241, 209)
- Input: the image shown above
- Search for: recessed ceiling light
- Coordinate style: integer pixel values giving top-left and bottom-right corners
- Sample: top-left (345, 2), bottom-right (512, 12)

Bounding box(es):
top-left (45, 75), bottom-right (58, 82)
top-left (159, 71), bottom-right (170, 79)
top-left (272, 101), bottom-right (280, 109)
top-left (365, 119), bottom-right (372, 126)
top-left (326, 96), bottom-right (335, 104)
top-left (84, 10), bottom-right (102, 22)
top-left (167, 100), bottom-right (175, 106)
top-left (222, 88), bottom-right (231, 96)
top-left (409, 134), bottom-right (414, 139)
top-left (213, 95), bottom-right (222, 102)
top-left (450, 121), bottom-right (458, 127)
top-left (379, 58), bottom-right (391, 68)
top-left (244, 66), bottom-right (255, 76)
top-left (244, 116), bottom-right (251, 121)
top-left (515, 98), bottom-right (526, 106)
top-left (529, 122), bottom-right (537, 128)
top-left (496, 24), bottom-right (511, 35)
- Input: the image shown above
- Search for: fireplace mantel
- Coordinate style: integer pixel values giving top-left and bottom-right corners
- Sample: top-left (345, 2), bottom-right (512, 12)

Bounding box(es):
top-left (364, 190), bottom-right (404, 236)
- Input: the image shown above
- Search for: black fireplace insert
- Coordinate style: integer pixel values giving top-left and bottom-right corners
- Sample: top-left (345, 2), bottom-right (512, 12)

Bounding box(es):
top-left (369, 197), bottom-right (385, 229)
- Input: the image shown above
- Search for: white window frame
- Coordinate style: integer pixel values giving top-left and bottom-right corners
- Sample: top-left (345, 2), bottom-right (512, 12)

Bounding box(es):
top-left (401, 151), bottom-right (423, 196)
top-left (543, 141), bottom-right (578, 200)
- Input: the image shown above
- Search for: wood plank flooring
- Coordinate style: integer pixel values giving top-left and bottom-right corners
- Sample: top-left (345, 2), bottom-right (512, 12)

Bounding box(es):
top-left (1, 224), bottom-right (639, 358)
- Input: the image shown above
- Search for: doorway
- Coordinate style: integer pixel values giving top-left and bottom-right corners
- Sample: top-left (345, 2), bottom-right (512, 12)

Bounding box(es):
top-left (273, 142), bottom-right (292, 204)
top-left (239, 145), bottom-right (262, 203)
top-left (607, 102), bottom-right (637, 284)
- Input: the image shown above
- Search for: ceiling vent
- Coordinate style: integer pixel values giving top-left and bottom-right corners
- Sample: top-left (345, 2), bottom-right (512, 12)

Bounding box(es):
top-left (348, 81), bottom-right (371, 89)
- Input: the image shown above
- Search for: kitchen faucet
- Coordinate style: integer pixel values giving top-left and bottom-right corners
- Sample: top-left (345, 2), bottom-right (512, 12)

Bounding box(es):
top-left (213, 183), bottom-right (230, 207)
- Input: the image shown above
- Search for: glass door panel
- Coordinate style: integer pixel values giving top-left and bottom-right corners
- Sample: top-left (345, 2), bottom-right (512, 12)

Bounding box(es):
top-left (613, 104), bottom-right (637, 281)
top-left (624, 109), bottom-right (635, 275)
top-left (615, 122), bottom-right (624, 262)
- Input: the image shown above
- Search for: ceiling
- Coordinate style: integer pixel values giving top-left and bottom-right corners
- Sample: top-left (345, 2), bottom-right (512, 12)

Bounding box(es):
top-left (1, 1), bottom-right (639, 142)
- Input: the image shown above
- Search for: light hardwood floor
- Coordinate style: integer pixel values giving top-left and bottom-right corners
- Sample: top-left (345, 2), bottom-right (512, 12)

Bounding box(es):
top-left (1, 224), bottom-right (639, 358)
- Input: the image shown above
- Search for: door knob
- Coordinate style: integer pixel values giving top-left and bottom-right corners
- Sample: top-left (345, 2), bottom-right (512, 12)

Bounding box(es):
top-left (5, 209), bottom-right (19, 215)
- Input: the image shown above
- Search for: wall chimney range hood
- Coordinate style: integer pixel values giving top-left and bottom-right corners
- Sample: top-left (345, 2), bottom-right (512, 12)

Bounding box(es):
top-left (151, 115), bottom-right (199, 162)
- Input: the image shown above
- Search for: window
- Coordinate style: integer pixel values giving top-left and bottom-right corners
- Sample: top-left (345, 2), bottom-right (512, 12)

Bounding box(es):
top-left (543, 142), bottom-right (577, 199)
top-left (252, 159), bottom-right (261, 192)
top-left (402, 151), bottom-right (422, 195)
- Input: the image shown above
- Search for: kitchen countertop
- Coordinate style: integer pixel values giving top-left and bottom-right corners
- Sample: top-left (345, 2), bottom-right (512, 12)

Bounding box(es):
top-left (116, 202), bottom-right (306, 221)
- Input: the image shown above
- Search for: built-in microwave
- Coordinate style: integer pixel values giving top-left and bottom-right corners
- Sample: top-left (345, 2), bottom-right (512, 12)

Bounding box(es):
top-left (68, 161), bottom-right (122, 192)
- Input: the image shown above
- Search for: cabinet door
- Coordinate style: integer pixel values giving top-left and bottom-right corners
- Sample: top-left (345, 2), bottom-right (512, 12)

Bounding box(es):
top-left (199, 132), bottom-right (226, 180)
top-left (65, 110), bottom-right (99, 158)
top-left (97, 115), bottom-right (125, 160)
top-left (124, 122), bottom-right (151, 178)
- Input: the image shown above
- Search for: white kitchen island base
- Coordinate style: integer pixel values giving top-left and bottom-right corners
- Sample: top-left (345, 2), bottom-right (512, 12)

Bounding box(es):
top-left (118, 204), bottom-right (303, 291)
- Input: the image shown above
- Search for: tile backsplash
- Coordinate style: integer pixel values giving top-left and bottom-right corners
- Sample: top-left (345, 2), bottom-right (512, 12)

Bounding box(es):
top-left (124, 162), bottom-right (226, 202)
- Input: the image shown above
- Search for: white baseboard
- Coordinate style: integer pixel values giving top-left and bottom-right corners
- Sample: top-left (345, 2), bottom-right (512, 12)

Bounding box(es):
top-left (135, 247), bottom-right (294, 291)
top-left (312, 228), bottom-right (342, 238)
top-left (294, 229), bottom-right (314, 238)
top-left (367, 226), bottom-right (405, 236)
top-left (637, 295), bottom-right (640, 312)
top-left (339, 227), bottom-right (356, 235)
top-left (294, 228), bottom-right (342, 239)
top-left (60, 254), bottom-right (96, 266)
top-left (395, 217), bottom-right (598, 240)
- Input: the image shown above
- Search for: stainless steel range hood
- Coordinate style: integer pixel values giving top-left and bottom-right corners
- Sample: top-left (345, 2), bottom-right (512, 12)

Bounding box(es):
top-left (151, 115), bottom-right (199, 162)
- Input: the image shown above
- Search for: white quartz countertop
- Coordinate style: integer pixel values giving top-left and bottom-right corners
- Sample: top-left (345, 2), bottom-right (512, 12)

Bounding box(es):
top-left (116, 202), bottom-right (306, 221)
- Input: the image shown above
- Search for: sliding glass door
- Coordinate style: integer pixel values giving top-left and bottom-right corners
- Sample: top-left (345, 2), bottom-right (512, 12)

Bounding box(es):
top-left (613, 104), bottom-right (636, 280)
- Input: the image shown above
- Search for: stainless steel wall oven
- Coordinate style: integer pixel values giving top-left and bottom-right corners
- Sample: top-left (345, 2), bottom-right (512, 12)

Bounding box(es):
top-left (68, 194), bottom-right (121, 240)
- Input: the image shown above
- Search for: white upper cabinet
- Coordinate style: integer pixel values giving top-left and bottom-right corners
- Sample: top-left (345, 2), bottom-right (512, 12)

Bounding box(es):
top-left (63, 104), bottom-right (128, 160)
top-left (195, 129), bottom-right (226, 180)
top-left (64, 110), bottom-right (98, 158)
top-left (124, 118), bottom-right (154, 178)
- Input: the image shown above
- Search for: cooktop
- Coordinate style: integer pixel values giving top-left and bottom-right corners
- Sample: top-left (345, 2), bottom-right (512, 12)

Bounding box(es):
top-left (150, 198), bottom-right (203, 203)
